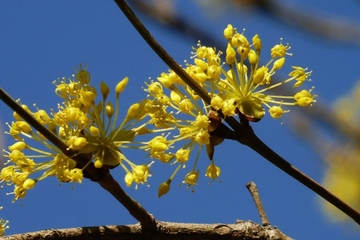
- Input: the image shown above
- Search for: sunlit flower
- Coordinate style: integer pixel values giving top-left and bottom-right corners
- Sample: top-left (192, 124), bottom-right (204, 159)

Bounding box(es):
top-left (217, 24), bottom-right (316, 121)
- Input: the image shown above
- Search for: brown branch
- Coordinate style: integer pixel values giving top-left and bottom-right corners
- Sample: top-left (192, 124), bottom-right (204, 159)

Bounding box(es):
top-left (2, 221), bottom-right (291, 240)
top-left (242, 127), bottom-right (360, 224)
top-left (262, 0), bottom-right (360, 46)
top-left (113, 0), bottom-right (360, 225)
top-left (97, 173), bottom-right (156, 231)
top-left (246, 182), bottom-right (291, 240)
top-left (0, 88), bottom-right (155, 230)
top-left (246, 182), bottom-right (270, 226)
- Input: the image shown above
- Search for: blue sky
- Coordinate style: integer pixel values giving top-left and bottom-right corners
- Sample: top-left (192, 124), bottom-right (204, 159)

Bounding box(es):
top-left (1, 1), bottom-right (360, 239)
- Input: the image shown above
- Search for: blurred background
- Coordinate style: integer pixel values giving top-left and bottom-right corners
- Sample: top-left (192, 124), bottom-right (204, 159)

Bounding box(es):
top-left (1, 0), bottom-right (360, 239)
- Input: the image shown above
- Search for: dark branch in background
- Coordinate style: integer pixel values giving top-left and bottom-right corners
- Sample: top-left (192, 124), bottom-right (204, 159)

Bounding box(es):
top-left (114, 0), bottom-right (360, 224)
top-left (246, 182), bottom-right (270, 227)
top-left (132, 0), bottom-right (360, 46)
top-left (0, 88), bottom-right (156, 231)
top-left (257, 0), bottom-right (360, 46)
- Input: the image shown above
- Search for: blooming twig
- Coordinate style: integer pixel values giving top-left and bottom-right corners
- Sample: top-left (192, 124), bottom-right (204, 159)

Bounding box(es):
top-left (0, 88), bottom-right (156, 230)
top-left (114, 0), bottom-right (360, 224)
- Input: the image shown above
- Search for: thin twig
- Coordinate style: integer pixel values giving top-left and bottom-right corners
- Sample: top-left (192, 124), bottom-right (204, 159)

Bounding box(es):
top-left (0, 88), bottom-right (156, 230)
top-left (246, 181), bottom-right (270, 226)
top-left (114, 0), bottom-right (360, 224)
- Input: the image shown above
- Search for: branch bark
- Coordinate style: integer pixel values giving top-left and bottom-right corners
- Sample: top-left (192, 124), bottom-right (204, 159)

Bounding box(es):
top-left (2, 221), bottom-right (291, 240)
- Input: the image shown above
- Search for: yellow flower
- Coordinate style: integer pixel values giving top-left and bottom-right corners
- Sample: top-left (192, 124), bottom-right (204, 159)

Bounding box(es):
top-left (269, 106), bottom-right (288, 119)
top-left (184, 170), bottom-right (200, 186)
top-left (294, 89), bottom-right (316, 106)
top-left (205, 162), bottom-right (221, 180)
top-left (124, 164), bottom-right (152, 188)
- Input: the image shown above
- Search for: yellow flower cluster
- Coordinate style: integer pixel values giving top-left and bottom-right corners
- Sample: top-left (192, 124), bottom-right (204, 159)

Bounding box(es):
top-left (1, 24), bottom-right (317, 203)
top-left (222, 24), bottom-right (316, 120)
top-left (142, 78), bottom-right (222, 197)
top-left (0, 66), bottom-right (152, 201)
top-left (146, 24), bottom-right (316, 196)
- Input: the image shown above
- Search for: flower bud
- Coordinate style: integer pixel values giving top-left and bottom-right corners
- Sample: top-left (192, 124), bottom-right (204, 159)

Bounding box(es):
top-left (125, 172), bottom-right (134, 187)
top-left (100, 81), bottom-right (110, 98)
top-left (226, 43), bottom-right (236, 65)
top-left (15, 121), bottom-right (32, 133)
top-left (73, 137), bottom-right (88, 149)
top-left (248, 50), bottom-right (258, 65)
top-left (126, 103), bottom-right (140, 120)
top-left (115, 77), bottom-right (129, 96)
top-left (90, 126), bottom-right (100, 136)
top-left (106, 102), bottom-right (114, 118)
top-left (273, 57), bottom-right (285, 71)
top-left (23, 178), bottom-right (36, 189)
top-left (224, 24), bottom-right (234, 40)
top-left (94, 159), bottom-right (103, 168)
top-left (158, 181), bottom-right (171, 198)
top-left (9, 141), bottom-right (26, 151)
top-left (252, 34), bottom-right (262, 51)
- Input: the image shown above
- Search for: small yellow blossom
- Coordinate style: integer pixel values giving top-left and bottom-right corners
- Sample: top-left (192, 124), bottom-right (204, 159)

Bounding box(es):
top-left (271, 40), bottom-right (291, 58)
top-left (205, 162), bottom-right (221, 180)
top-left (175, 148), bottom-right (190, 163)
top-left (294, 89), bottom-right (316, 106)
top-left (269, 106), bottom-right (287, 119)
top-left (184, 170), bottom-right (200, 186)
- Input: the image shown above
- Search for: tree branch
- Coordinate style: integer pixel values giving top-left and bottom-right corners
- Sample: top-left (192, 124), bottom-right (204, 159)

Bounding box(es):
top-left (246, 182), bottom-right (270, 227)
top-left (2, 221), bottom-right (291, 240)
top-left (132, 0), bottom-right (360, 46)
top-left (113, 0), bottom-right (360, 224)
top-left (0, 88), bottom-right (155, 230)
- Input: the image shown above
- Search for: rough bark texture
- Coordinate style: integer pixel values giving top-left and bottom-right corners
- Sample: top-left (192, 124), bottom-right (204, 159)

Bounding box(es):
top-left (2, 220), bottom-right (291, 240)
